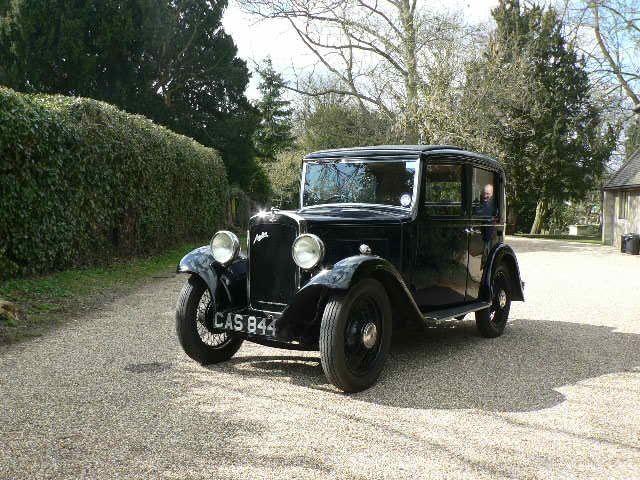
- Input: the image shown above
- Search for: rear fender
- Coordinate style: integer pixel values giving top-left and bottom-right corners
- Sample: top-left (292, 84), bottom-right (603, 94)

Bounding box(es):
top-left (484, 244), bottom-right (525, 301)
top-left (177, 246), bottom-right (248, 309)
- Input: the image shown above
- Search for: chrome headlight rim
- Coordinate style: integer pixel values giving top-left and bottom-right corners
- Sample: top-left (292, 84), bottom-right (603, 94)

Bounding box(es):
top-left (292, 233), bottom-right (325, 270)
top-left (210, 230), bottom-right (240, 266)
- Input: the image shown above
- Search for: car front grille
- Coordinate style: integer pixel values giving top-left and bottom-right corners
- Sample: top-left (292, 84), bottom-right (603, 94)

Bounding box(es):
top-left (249, 221), bottom-right (298, 311)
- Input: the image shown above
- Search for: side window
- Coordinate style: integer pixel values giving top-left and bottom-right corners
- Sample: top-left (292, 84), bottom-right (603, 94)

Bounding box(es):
top-left (423, 164), bottom-right (463, 216)
top-left (471, 167), bottom-right (498, 218)
top-left (618, 191), bottom-right (628, 219)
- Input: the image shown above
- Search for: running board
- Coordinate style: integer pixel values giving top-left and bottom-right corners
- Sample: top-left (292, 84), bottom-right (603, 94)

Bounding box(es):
top-left (422, 301), bottom-right (491, 322)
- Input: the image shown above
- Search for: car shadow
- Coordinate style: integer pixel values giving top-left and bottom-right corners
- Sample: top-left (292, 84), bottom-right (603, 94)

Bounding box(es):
top-left (214, 319), bottom-right (640, 412)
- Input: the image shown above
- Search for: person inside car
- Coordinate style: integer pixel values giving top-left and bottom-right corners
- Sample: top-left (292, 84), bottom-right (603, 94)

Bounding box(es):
top-left (475, 183), bottom-right (497, 264)
top-left (476, 183), bottom-right (496, 217)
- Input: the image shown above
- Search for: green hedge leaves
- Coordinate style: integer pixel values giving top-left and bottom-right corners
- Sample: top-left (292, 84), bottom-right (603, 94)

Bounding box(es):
top-left (0, 87), bottom-right (229, 279)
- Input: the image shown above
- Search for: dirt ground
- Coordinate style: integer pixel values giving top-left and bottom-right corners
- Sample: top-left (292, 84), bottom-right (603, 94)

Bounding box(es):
top-left (2, 237), bottom-right (640, 479)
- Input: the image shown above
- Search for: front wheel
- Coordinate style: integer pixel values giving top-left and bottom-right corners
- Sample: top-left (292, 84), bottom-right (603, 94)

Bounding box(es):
top-left (476, 265), bottom-right (512, 338)
top-left (319, 279), bottom-right (392, 393)
top-left (176, 275), bottom-right (243, 364)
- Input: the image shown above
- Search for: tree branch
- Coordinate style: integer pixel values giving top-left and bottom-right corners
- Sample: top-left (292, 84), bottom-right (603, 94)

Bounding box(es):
top-left (284, 83), bottom-right (392, 117)
top-left (598, 3), bottom-right (640, 35)
top-left (356, 0), bottom-right (404, 38)
top-left (591, 1), bottom-right (640, 105)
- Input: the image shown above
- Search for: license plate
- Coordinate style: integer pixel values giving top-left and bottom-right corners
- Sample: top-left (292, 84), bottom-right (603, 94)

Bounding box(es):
top-left (213, 312), bottom-right (277, 337)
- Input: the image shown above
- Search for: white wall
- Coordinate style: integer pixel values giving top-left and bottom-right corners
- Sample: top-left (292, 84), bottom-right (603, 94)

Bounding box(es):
top-left (604, 189), bottom-right (640, 248)
top-left (602, 191), bottom-right (615, 245)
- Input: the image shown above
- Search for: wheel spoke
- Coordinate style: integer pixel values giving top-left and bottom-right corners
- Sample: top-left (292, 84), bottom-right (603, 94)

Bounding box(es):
top-left (195, 290), bottom-right (231, 348)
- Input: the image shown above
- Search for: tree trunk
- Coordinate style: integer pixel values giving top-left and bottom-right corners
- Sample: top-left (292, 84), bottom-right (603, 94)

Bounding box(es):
top-left (530, 199), bottom-right (548, 235)
top-left (399, 0), bottom-right (419, 143)
top-left (506, 208), bottom-right (518, 235)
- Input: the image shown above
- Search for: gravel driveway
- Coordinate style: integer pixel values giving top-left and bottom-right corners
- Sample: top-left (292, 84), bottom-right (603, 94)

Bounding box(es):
top-left (2, 237), bottom-right (640, 479)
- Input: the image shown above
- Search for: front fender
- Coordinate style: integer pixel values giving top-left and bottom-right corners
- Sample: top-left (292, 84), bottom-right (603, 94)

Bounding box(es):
top-left (275, 255), bottom-right (424, 345)
top-left (299, 255), bottom-right (424, 324)
top-left (177, 246), bottom-right (248, 308)
top-left (302, 255), bottom-right (400, 290)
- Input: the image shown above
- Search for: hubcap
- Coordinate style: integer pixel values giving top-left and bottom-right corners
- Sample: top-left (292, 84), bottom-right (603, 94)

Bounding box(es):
top-left (498, 289), bottom-right (507, 309)
top-left (361, 322), bottom-right (378, 349)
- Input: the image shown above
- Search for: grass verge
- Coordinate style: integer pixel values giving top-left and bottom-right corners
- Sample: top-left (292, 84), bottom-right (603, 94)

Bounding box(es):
top-left (0, 242), bottom-right (202, 344)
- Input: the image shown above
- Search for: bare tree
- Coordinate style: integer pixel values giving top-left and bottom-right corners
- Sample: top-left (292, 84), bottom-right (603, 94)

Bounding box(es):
top-left (568, 0), bottom-right (640, 111)
top-left (237, 0), bottom-right (471, 142)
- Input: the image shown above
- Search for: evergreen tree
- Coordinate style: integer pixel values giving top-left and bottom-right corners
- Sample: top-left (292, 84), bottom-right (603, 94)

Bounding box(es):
top-left (473, 0), bottom-right (616, 233)
top-left (0, 0), bottom-right (260, 194)
top-left (253, 58), bottom-right (293, 161)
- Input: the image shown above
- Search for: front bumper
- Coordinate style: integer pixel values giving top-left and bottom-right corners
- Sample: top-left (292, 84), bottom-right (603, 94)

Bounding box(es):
top-left (216, 303), bottom-right (324, 351)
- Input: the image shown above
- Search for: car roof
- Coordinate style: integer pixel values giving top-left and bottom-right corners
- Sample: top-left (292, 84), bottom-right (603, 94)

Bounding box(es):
top-left (304, 145), bottom-right (504, 173)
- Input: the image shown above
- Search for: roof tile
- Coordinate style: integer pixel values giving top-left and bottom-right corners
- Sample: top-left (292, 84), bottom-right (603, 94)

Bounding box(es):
top-left (605, 149), bottom-right (640, 189)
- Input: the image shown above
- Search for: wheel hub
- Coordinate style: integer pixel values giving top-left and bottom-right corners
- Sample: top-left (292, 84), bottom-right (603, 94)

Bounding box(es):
top-left (498, 289), bottom-right (507, 309)
top-left (361, 322), bottom-right (378, 349)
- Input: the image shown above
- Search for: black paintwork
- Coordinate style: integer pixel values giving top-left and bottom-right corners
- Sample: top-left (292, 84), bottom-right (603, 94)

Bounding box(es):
top-left (177, 145), bottom-right (524, 350)
top-left (177, 246), bottom-right (247, 310)
top-left (249, 217), bottom-right (298, 310)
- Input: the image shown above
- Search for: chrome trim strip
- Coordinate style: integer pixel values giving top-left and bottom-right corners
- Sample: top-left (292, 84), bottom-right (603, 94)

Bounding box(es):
top-left (247, 223), bottom-right (252, 309)
top-left (246, 229), bottom-right (250, 307)
top-left (256, 309), bottom-right (285, 316)
top-left (255, 300), bottom-right (288, 307)
top-left (299, 161), bottom-right (307, 210)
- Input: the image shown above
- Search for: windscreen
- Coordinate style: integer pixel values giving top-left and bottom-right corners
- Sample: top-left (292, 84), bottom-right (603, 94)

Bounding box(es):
top-left (302, 160), bottom-right (418, 208)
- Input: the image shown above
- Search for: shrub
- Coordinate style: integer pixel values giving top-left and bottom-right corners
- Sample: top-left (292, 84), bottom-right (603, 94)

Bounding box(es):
top-left (263, 149), bottom-right (303, 209)
top-left (0, 87), bottom-right (229, 279)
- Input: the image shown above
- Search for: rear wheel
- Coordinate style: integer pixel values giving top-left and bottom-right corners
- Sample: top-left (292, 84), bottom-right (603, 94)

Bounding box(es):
top-left (176, 275), bottom-right (243, 364)
top-left (319, 279), bottom-right (392, 393)
top-left (476, 265), bottom-right (512, 338)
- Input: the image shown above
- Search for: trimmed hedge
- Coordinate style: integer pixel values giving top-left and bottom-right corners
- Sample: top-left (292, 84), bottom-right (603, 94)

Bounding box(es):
top-left (0, 87), bottom-right (229, 279)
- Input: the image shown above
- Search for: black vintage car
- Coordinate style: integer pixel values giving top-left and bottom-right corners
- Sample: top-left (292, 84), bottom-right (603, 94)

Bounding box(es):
top-left (176, 145), bottom-right (524, 392)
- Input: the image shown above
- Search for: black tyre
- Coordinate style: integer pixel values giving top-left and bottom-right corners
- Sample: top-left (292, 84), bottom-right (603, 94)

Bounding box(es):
top-left (319, 279), bottom-right (392, 393)
top-left (176, 275), bottom-right (243, 364)
top-left (476, 265), bottom-right (512, 338)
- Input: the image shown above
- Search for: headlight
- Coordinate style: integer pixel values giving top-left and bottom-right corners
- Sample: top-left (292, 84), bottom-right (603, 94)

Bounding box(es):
top-left (292, 234), bottom-right (325, 270)
top-left (210, 231), bottom-right (239, 265)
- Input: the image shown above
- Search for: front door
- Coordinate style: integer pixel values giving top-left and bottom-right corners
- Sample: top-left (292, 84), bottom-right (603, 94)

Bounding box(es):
top-left (466, 166), bottom-right (500, 300)
top-left (414, 162), bottom-right (469, 310)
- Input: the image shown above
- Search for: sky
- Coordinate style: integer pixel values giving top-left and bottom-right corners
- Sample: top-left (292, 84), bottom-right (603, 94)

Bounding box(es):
top-left (222, 0), bottom-right (500, 100)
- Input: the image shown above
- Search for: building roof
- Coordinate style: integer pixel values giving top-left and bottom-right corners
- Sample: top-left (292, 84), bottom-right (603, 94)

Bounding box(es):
top-left (304, 145), bottom-right (504, 173)
top-left (604, 149), bottom-right (640, 190)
